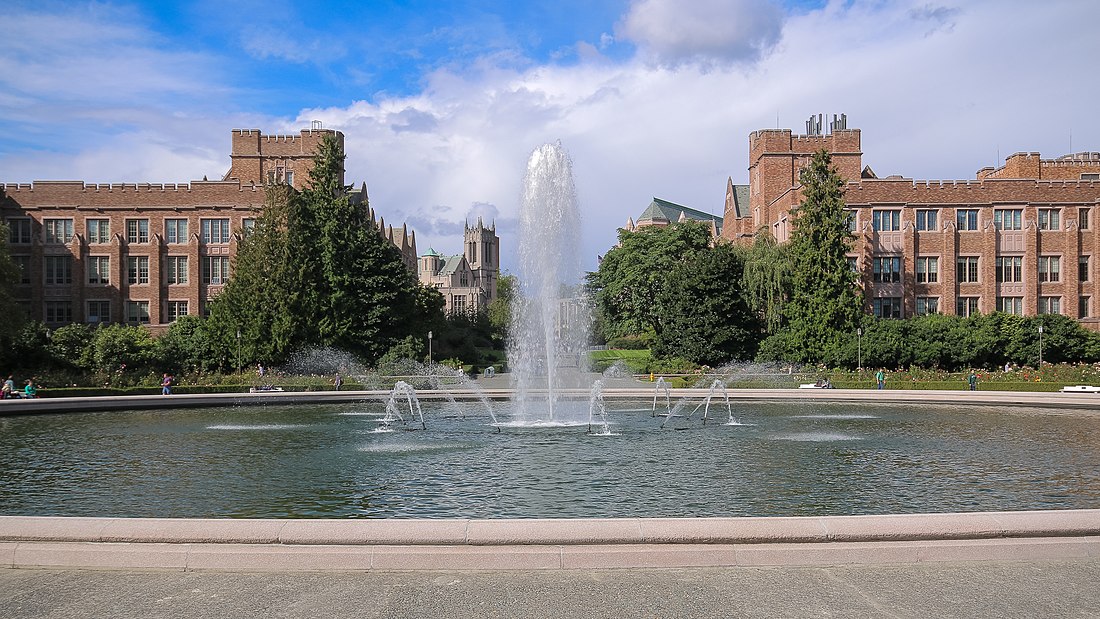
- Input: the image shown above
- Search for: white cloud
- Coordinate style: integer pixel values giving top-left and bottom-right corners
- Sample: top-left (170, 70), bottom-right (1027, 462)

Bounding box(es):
top-left (614, 0), bottom-right (785, 68)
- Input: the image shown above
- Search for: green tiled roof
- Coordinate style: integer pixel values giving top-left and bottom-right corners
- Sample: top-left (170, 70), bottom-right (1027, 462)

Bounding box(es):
top-left (728, 185), bottom-right (750, 219)
top-left (438, 255), bottom-right (465, 276)
top-left (638, 197), bottom-right (723, 233)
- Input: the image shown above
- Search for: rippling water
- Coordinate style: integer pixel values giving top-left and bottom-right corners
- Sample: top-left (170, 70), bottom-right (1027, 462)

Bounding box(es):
top-left (2, 400), bottom-right (1100, 519)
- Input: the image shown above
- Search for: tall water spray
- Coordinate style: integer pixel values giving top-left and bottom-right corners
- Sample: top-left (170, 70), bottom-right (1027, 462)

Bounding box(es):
top-left (508, 142), bottom-right (591, 422)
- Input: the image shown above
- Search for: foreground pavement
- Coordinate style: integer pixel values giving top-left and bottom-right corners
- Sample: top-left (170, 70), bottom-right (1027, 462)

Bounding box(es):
top-left (3, 560), bottom-right (1100, 618)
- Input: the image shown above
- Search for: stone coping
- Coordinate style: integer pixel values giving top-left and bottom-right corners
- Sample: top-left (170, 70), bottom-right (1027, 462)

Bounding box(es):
top-left (3, 511), bottom-right (1100, 570)
top-left (3, 388), bottom-right (1100, 415)
top-left (2, 509), bottom-right (1099, 546)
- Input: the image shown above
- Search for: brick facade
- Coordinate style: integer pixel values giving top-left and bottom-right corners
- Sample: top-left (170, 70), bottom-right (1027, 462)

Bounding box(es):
top-left (722, 124), bottom-right (1100, 328)
top-left (0, 127), bottom-right (416, 332)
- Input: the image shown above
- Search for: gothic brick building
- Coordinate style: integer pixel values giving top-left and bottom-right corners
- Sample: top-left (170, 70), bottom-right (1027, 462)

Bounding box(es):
top-left (0, 125), bottom-right (417, 331)
top-left (722, 115), bottom-right (1100, 328)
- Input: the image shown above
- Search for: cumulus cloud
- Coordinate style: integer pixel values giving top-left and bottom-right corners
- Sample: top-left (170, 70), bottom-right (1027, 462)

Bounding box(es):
top-left (614, 0), bottom-right (785, 68)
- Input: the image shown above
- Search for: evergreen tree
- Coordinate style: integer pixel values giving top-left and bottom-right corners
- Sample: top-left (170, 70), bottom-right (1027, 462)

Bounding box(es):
top-left (776, 148), bottom-right (862, 364)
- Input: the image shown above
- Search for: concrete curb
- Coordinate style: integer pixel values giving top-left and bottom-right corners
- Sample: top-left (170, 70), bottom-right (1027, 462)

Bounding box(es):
top-left (2, 510), bottom-right (1099, 570)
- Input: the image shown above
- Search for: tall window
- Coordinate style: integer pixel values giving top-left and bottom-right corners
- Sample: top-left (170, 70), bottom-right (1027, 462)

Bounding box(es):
top-left (872, 256), bottom-right (902, 283)
top-left (956, 297), bottom-right (980, 317)
top-left (86, 219), bottom-right (110, 244)
top-left (126, 301), bottom-right (150, 324)
top-left (1080, 255), bottom-right (1090, 282)
top-left (845, 210), bottom-right (857, 232)
top-left (285, 170), bottom-right (294, 186)
top-left (126, 219), bottom-right (149, 243)
top-left (916, 257), bottom-right (938, 283)
top-left (12, 255), bottom-right (30, 284)
top-left (873, 298), bottom-right (902, 319)
top-left (1038, 209), bottom-right (1061, 231)
top-left (242, 218), bottom-right (256, 236)
top-left (1039, 296), bottom-right (1061, 315)
top-left (1038, 256), bottom-right (1061, 282)
top-left (201, 219), bottom-right (231, 244)
top-left (915, 209), bottom-right (938, 231)
top-left (997, 297), bottom-right (1023, 315)
top-left (872, 210), bottom-right (900, 232)
top-left (996, 256), bottom-right (1023, 283)
top-left (165, 301), bottom-right (188, 322)
top-left (993, 209), bottom-right (1022, 230)
top-left (956, 209), bottom-right (979, 231)
top-left (202, 256), bottom-right (230, 284)
top-left (44, 256), bottom-right (72, 285)
top-left (8, 219), bottom-right (31, 244)
top-left (165, 219), bottom-right (189, 244)
top-left (44, 301), bottom-right (72, 324)
top-left (916, 297), bottom-right (939, 316)
top-left (452, 295), bottom-right (467, 314)
top-left (44, 219), bottom-right (74, 243)
top-left (88, 256), bottom-right (110, 285)
top-left (1080, 296), bottom-right (1091, 319)
top-left (87, 300), bottom-right (110, 323)
top-left (1081, 208), bottom-right (1091, 231)
top-left (127, 256), bottom-right (150, 285)
top-left (957, 256), bottom-right (980, 283)
top-left (165, 256), bottom-right (189, 284)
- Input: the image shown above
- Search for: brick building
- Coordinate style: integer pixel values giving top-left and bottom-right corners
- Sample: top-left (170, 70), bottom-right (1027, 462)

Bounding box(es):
top-left (0, 125), bottom-right (417, 331)
top-left (722, 115), bottom-right (1100, 328)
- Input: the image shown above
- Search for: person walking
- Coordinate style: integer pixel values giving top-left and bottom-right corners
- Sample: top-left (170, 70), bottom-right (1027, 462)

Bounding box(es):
top-left (333, 373), bottom-right (342, 391)
top-left (161, 373), bottom-right (173, 396)
top-left (968, 371), bottom-right (978, 391)
top-left (875, 369), bottom-right (886, 390)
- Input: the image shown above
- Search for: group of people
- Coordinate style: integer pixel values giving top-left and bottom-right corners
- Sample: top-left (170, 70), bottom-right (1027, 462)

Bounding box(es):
top-left (1, 375), bottom-right (38, 399)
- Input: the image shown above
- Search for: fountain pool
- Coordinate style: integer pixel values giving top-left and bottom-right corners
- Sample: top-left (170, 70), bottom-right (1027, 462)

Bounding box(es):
top-left (2, 399), bottom-right (1099, 519)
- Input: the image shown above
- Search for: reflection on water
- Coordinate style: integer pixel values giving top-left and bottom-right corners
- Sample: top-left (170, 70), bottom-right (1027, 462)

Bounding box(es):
top-left (1, 401), bottom-right (1100, 519)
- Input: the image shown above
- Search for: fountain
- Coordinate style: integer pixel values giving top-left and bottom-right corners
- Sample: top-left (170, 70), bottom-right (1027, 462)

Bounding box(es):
top-left (652, 377), bottom-right (672, 418)
top-left (507, 142), bottom-right (592, 425)
top-left (587, 380), bottom-right (613, 435)
top-left (383, 381), bottom-right (426, 430)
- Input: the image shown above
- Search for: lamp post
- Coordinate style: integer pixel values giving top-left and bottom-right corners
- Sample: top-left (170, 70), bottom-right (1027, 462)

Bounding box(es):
top-left (236, 329), bottom-right (241, 375)
top-left (1038, 323), bottom-right (1044, 367)
top-left (857, 327), bottom-right (862, 370)
top-left (428, 331), bottom-right (433, 365)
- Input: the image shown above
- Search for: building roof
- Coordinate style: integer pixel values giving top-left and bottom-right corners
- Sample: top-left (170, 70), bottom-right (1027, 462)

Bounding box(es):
top-left (638, 197), bottom-right (724, 232)
top-left (725, 182), bottom-right (750, 219)
top-left (437, 254), bottom-right (466, 277)
top-left (422, 247), bottom-right (443, 257)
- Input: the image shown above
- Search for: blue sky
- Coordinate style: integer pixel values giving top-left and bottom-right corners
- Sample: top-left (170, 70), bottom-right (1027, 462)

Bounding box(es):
top-left (2, 0), bottom-right (1096, 272)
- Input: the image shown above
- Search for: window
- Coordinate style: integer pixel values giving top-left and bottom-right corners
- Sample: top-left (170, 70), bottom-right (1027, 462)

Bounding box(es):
top-left (997, 297), bottom-right (1023, 315)
top-left (165, 301), bottom-right (188, 322)
top-left (87, 300), bottom-right (110, 323)
top-left (916, 257), bottom-right (938, 283)
top-left (873, 297), bottom-right (902, 319)
top-left (993, 209), bottom-right (1022, 230)
top-left (845, 210), bottom-right (857, 232)
top-left (996, 256), bottom-right (1023, 283)
top-left (126, 301), bottom-right (150, 324)
top-left (126, 219), bottom-right (149, 243)
top-left (872, 256), bottom-right (902, 283)
top-left (127, 256), bottom-right (150, 285)
top-left (44, 219), bottom-right (74, 244)
top-left (846, 256), bottom-right (859, 273)
top-left (44, 256), bottom-right (72, 285)
top-left (1080, 296), bottom-right (1091, 319)
top-left (1039, 296), bottom-right (1061, 315)
top-left (8, 219), bottom-right (31, 244)
top-left (1038, 209), bottom-right (1061, 231)
top-left (242, 218), bottom-right (256, 236)
top-left (957, 256), bottom-right (980, 283)
top-left (1081, 208), bottom-right (1091, 230)
top-left (916, 297), bottom-right (940, 316)
top-left (12, 255), bottom-right (30, 285)
top-left (872, 210), bottom-right (900, 232)
top-left (285, 170), bottom-right (294, 186)
top-left (44, 301), bottom-right (72, 324)
top-left (956, 297), bottom-right (980, 317)
top-left (201, 218), bottom-right (231, 244)
top-left (1038, 256), bottom-right (1061, 282)
top-left (1083, 173), bottom-right (1100, 181)
top-left (88, 256), bottom-right (110, 285)
top-left (202, 301), bottom-right (213, 318)
top-left (165, 219), bottom-right (189, 244)
top-left (165, 256), bottom-right (188, 284)
top-left (452, 295), bottom-right (467, 314)
top-left (202, 256), bottom-right (230, 284)
top-left (916, 210), bottom-right (938, 231)
top-left (86, 219), bottom-right (110, 244)
top-left (956, 209), bottom-right (979, 231)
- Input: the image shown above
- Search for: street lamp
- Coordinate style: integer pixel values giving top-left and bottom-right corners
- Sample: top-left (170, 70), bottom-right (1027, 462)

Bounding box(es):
top-left (428, 330), bottom-right (433, 365)
top-left (236, 329), bottom-right (241, 375)
top-left (1038, 323), bottom-right (1044, 367)
top-left (857, 327), bottom-right (862, 370)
